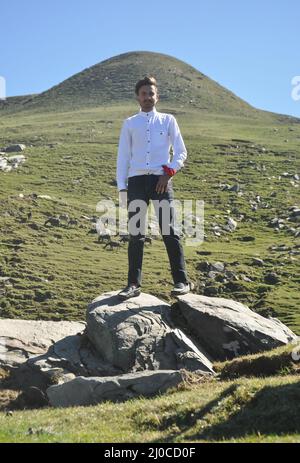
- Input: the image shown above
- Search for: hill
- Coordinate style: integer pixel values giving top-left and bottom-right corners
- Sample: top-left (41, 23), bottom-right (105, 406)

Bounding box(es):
top-left (1, 51), bottom-right (299, 123)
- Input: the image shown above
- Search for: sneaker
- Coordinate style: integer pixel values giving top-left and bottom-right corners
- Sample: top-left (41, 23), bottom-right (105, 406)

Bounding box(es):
top-left (170, 280), bottom-right (194, 296)
top-left (117, 283), bottom-right (141, 301)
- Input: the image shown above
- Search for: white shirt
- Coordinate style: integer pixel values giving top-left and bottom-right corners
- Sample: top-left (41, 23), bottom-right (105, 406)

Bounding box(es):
top-left (116, 106), bottom-right (187, 191)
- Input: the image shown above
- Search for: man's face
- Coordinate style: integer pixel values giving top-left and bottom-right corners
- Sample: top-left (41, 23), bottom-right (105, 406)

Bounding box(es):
top-left (136, 84), bottom-right (159, 111)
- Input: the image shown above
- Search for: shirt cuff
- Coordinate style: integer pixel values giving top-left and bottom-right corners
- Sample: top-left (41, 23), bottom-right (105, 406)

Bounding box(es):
top-left (162, 165), bottom-right (177, 177)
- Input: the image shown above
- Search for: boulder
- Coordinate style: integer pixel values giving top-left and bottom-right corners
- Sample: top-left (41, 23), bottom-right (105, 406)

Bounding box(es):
top-left (47, 370), bottom-right (184, 407)
top-left (25, 291), bottom-right (214, 388)
top-left (86, 291), bottom-right (214, 374)
top-left (172, 293), bottom-right (297, 360)
top-left (3, 144), bottom-right (26, 152)
top-left (0, 318), bottom-right (86, 369)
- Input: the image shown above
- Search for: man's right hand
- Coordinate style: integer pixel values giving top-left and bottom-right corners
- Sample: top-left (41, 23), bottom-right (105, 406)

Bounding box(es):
top-left (119, 189), bottom-right (128, 208)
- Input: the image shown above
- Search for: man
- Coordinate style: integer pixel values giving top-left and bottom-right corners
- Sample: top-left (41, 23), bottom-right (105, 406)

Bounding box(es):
top-left (116, 75), bottom-right (193, 300)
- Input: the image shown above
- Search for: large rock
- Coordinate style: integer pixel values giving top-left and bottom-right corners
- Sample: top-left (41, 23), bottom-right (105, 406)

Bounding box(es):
top-left (0, 318), bottom-right (86, 405)
top-left (47, 370), bottom-right (184, 407)
top-left (0, 318), bottom-right (86, 369)
top-left (86, 291), bottom-right (214, 374)
top-left (6, 291), bottom-right (214, 408)
top-left (25, 291), bottom-right (214, 388)
top-left (173, 294), bottom-right (297, 360)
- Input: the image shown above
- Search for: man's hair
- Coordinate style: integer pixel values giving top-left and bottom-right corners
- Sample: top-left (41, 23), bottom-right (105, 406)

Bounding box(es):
top-left (135, 76), bottom-right (158, 96)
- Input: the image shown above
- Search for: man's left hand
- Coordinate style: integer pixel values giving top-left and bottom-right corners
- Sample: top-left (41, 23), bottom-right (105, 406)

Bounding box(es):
top-left (155, 174), bottom-right (171, 194)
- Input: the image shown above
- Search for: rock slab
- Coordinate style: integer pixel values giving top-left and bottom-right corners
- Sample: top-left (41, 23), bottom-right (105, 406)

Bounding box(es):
top-left (174, 293), bottom-right (297, 360)
top-left (47, 370), bottom-right (184, 407)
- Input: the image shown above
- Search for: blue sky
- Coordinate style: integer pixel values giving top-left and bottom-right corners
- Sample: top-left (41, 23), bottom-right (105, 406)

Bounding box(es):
top-left (1, 0), bottom-right (299, 117)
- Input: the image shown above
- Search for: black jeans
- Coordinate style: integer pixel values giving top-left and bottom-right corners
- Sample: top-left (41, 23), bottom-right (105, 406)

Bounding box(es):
top-left (126, 174), bottom-right (188, 287)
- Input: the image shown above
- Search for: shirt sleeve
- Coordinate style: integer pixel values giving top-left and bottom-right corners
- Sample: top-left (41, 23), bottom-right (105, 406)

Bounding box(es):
top-left (116, 119), bottom-right (131, 191)
top-left (166, 115), bottom-right (187, 171)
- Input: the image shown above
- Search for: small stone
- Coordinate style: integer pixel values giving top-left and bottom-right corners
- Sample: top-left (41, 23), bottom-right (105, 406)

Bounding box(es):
top-left (252, 258), bottom-right (265, 266)
top-left (210, 261), bottom-right (225, 272)
top-left (3, 144), bottom-right (26, 153)
top-left (264, 272), bottom-right (280, 284)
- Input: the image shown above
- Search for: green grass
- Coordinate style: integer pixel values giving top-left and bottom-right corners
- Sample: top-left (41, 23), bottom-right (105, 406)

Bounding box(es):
top-left (0, 372), bottom-right (299, 443)
top-left (214, 344), bottom-right (300, 379)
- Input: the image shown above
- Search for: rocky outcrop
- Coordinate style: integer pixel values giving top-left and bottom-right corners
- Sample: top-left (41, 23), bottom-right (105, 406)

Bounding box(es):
top-left (0, 292), bottom-right (215, 408)
top-left (0, 145), bottom-right (26, 171)
top-left (172, 293), bottom-right (297, 360)
top-left (0, 154), bottom-right (26, 172)
top-left (0, 290), bottom-right (296, 408)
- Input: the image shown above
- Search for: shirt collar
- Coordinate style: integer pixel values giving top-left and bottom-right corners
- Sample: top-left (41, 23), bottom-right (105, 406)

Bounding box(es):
top-left (138, 106), bottom-right (158, 117)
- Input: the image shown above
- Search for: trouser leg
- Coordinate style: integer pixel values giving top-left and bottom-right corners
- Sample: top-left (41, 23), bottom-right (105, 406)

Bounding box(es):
top-left (127, 176), bottom-right (149, 287)
top-left (150, 176), bottom-right (188, 285)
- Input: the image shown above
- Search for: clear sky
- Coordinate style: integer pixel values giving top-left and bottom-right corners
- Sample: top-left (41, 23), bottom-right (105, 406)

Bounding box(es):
top-left (1, 0), bottom-right (299, 117)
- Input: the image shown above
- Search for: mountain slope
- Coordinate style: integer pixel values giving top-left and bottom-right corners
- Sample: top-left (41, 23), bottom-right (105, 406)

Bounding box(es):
top-left (0, 50), bottom-right (288, 119)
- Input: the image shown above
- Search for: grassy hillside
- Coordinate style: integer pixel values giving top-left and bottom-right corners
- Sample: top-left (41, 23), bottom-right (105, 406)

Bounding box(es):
top-left (0, 103), bottom-right (299, 334)
top-left (0, 94), bottom-right (38, 113)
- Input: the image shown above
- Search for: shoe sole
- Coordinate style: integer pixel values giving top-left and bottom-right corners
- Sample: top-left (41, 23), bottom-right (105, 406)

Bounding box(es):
top-left (170, 289), bottom-right (190, 296)
top-left (170, 281), bottom-right (194, 296)
top-left (117, 290), bottom-right (141, 301)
